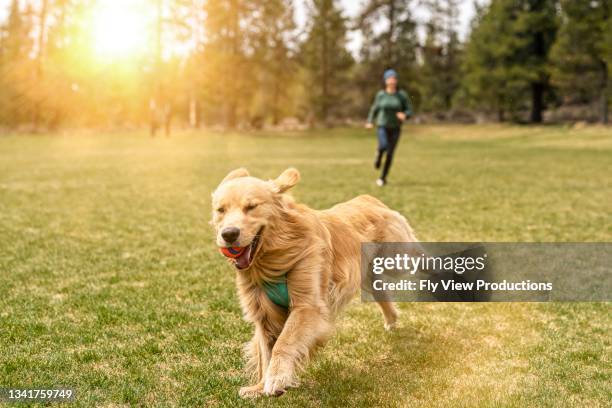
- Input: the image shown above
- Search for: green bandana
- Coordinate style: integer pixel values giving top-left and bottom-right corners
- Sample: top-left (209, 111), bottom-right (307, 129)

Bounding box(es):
top-left (263, 279), bottom-right (290, 309)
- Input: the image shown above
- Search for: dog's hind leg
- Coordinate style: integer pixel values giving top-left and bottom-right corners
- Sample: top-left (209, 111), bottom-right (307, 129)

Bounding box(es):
top-left (362, 258), bottom-right (399, 330)
top-left (376, 301), bottom-right (399, 331)
top-left (373, 210), bottom-right (417, 331)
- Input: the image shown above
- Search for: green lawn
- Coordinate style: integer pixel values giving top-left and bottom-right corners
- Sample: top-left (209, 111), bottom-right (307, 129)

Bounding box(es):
top-left (0, 125), bottom-right (610, 407)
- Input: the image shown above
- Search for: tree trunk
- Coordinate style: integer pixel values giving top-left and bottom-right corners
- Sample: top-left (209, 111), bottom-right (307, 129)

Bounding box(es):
top-left (227, 0), bottom-right (239, 128)
top-left (32, 0), bottom-right (48, 129)
top-left (386, 0), bottom-right (395, 67)
top-left (189, 96), bottom-right (199, 128)
top-left (272, 81), bottom-right (280, 125)
top-left (156, 0), bottom-right (162, 73)
top-left (497, 95), bottom-right (505, 122)
top-left (530, 14), bottom-right (547, 124)
top-left (530, 81), bottom-right (544, 123)
top-left (600, 60), bottom-right (609, 124)
top-left (321, 3), bottom-right (329, 123)
top-left (151, 0), bottom-right (164, 135)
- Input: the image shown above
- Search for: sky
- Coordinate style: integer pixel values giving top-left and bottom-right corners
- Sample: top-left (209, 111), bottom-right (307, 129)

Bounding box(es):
top-left (0, 0), bottom-right (480, 57)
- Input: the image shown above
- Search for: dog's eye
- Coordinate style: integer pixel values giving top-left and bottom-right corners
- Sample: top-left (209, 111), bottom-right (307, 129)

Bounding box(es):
top-left (216, 207), bottom-right (225, 214)
top-left (244, 203), bottom-right (258, 212)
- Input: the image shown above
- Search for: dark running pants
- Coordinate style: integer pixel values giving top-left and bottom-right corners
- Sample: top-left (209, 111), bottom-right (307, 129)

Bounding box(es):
top-left (376, 126), bottom-right (401, 181)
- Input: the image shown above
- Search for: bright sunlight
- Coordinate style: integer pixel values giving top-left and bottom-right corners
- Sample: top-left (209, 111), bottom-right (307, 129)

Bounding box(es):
top-left (91, 0), bottom-right (152, 59)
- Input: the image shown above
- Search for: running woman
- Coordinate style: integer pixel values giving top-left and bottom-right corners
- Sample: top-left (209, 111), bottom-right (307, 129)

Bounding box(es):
top-left (365, 69), bottom-right (413, 186)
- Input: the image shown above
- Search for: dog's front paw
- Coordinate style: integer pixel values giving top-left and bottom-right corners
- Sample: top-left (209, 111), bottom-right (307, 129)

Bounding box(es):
top-left (239, 383), bottom-right (264, 399)
top-left (384, 321), bottom-right (397, 331)
top-left (263, 374), bottom-right (293, 397)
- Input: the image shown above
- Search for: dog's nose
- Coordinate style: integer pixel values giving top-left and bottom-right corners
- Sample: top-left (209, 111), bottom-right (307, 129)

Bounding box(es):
top-left (221, 227), bottom-right (240, 244)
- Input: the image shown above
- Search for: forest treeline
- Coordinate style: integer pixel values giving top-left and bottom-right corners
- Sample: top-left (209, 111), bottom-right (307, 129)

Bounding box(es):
top-left (0, 0), bottom-right (611, 130)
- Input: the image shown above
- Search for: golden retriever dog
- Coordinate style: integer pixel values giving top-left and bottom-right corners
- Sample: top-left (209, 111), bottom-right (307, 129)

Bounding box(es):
top-left (211, 167), bottom-right (417, 398)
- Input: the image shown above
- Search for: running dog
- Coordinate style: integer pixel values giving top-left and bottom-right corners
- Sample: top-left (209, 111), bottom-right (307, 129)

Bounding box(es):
top-left (211, 168), bottom-right (417, 397)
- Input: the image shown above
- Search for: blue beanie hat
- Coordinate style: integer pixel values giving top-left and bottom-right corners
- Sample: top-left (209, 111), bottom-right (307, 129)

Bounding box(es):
top-left (383, 69), bottom-right (398, 81)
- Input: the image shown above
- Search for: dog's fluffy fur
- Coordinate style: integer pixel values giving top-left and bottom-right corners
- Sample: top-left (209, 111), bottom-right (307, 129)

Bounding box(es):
top-left (211, 168), bottom-right (417, 397)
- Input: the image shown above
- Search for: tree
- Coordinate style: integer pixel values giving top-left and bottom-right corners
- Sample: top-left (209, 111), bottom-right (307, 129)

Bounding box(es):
top-left (181, 0), bottom-right (207, 128)
top-left (0, 0), bottom-right (35, 126)
top-left (250, 0), bottom-right (298, 125)
top-left (355, 0), bottom-right (419, 109)
top-left (460, 0), bottom-right (557, 122)
top-left (461, 1), bottom-right (520, 121)
top-left (301, 0), bottom-right (353, 123)
top-left (147, 0), bottom-right (199, 135)
top-left (550, 0), bottom-right (610, 123)
top-left (31, 0), bottom-right (49, 128)
top-left (606, 12), bottom-right (612, 69)
top-left (419, 0), bottom-right (462, 112)
top-left (1, 0), bottom-right (32, 62)
top-left (45, 0), bottom-right (106, 127)
top-left (200, 0), bottom-right (256, 128)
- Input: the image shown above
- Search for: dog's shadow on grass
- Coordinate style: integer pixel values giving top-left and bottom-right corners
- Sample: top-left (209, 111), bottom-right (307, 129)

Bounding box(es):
top-left (270, 316), bottom-right (464, 407)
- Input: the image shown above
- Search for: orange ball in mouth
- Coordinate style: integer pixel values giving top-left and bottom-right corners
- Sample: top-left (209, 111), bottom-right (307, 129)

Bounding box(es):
top-left (219, 246), bottom-right (246, 259)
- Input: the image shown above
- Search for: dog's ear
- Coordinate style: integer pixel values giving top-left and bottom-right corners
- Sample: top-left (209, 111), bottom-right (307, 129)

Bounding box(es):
top-left (272, 167), bottom-right (300, 193)
top-left (220, 168), bottom-right (249, 185)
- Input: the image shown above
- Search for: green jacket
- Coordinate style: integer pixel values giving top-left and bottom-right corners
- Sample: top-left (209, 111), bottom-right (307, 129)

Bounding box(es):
top-left (367, 89), bottom-right (413, 128)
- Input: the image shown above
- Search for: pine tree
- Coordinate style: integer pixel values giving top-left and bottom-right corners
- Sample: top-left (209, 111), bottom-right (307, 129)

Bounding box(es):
top-left (461, 0), bottom-right (557, 122)
top-left (44, 0), bottom-right (95, 127)
top-left (32, 0), bottom-right (49, 128)
top-left (461, 1), bottom-right (519, 121)
top-left (301, 0), bottom-right (353, 123)
top-left (419, 0), bottom-right (462, 112)
top-left (251, 0), bottom-right (297, 125)
top-left (0, 0), bottom-right (35, 125)
top-left (550, 0), bottom-right (610, 123)
top-left (355, 0), bottom-right (419, 109)
top-left (2, 0), bottom-right (31, 60)
top-left (606, 13), bottom-right (612, 68)
top-left (523, 0), bottom-right (558, 123)
top-left (201, 0), bottom-right (254, 128)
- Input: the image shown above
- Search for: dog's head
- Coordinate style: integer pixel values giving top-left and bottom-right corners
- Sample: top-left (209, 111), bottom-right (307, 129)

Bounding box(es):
top-left (211, 167), bottom-right (300, 270)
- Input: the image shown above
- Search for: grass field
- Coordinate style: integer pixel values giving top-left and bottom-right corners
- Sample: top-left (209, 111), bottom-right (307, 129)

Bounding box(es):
top-left (0, 125), bottom-right (610, 407)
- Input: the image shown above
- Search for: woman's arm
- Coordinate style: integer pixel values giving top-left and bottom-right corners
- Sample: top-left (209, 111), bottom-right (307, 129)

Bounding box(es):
top-left (399, 90), bottom-right (413, 118)
top-left (366, 92), bottom-right (381, 125)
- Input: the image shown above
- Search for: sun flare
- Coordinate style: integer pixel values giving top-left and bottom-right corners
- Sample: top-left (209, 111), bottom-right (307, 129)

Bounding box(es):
top-left (92, 0), bottom-right (151, 58)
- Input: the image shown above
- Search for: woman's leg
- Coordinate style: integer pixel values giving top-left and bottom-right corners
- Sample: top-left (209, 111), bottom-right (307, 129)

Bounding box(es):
top-left (375, 126), bottom-right (388, 169)
top-left (380, 127), bottom-right (401, 181)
